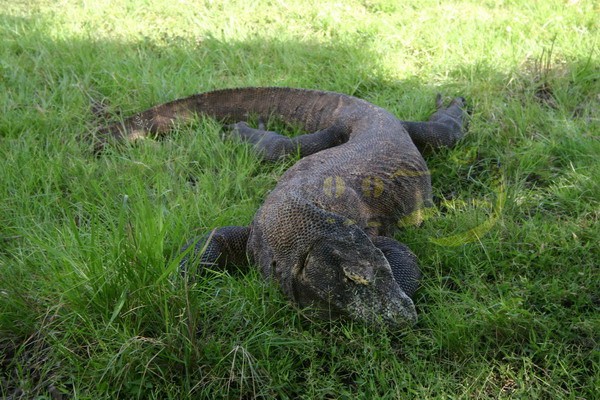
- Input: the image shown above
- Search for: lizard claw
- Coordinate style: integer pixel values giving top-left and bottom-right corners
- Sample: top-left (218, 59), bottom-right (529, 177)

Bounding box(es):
top-left (258, 117), bottom-right (267, 131)
top-left (435, 93), bottom-right (444, 109)
top-left (428, 95), bottom-right (469, 133)
top-left (225, 121), bottom-right (250, 131)
top-left (449, 96), bottom-right (467, 108)
top-left (223, 121), bottom-right (249, 139)
top-left (435, 94), bottom-right (467, 110)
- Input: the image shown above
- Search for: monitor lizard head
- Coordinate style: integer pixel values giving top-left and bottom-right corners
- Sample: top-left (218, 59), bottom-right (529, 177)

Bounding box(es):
top-left (290, 229), bottom-right (418, 329)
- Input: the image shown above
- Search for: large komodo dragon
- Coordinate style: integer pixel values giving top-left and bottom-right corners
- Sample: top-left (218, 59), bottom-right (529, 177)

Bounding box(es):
top-left (97, 87), bottom-right (467, 329)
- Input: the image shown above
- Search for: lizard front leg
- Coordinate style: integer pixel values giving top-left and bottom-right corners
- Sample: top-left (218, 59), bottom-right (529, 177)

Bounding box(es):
top-left (180, 226), bottom-right (251, 274)
top-left (371, 236), bottom-right (421, 298)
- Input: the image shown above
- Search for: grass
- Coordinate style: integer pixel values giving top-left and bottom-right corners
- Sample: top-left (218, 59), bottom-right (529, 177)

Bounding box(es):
top-left (0, 0), bottom-right (598, 398)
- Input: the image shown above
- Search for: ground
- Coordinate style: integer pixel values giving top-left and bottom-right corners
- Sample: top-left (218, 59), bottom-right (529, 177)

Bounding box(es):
top-left (0, 0), bottom-right (598, 398)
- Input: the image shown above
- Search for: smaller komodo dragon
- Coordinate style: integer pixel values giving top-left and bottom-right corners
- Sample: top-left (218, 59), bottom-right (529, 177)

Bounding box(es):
top-left (96, 87), bottom-right (467, 329)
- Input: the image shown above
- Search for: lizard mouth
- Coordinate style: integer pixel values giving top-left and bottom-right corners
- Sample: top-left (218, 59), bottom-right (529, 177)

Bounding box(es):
top-left (347, 283), bottom-right (417, 329)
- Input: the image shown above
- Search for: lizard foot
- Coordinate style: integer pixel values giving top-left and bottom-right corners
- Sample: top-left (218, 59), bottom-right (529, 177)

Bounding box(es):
top-left (224, 121), bottom-right (273, 143)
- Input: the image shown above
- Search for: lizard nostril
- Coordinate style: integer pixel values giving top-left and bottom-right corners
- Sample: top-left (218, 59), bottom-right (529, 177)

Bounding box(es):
top-left (343, 267), bottom-right (372, 285)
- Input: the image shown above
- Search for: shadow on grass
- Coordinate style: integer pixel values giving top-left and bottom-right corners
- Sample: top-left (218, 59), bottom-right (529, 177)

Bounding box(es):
top-left (1, 13), bottom-right (471, 139)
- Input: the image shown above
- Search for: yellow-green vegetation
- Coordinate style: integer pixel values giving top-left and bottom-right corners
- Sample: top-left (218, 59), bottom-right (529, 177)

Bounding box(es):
top-left (1, 0), bottom-right (598, 398)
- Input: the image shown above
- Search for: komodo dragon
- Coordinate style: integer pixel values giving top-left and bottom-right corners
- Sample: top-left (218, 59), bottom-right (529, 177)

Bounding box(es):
top-left (97, 87), bottom-right (467, 328)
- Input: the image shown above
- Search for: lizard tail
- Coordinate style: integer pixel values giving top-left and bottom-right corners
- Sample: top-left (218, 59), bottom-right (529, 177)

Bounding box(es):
top-left (94, 87), bottom-right (358, 151)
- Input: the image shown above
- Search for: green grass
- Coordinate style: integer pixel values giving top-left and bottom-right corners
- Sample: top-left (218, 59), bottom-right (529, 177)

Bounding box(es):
top-left (1, 0), bottom-right (598, 398)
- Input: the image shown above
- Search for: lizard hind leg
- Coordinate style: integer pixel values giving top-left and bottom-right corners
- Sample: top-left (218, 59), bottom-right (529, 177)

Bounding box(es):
top-left (226, 121), bottom-right (296, 162)
top-left (402, 94), bottom-right (468, 152)
top-left (179, 226), bottom-right (251, 275)
top-left (226, 121), bottom-right (348, 162)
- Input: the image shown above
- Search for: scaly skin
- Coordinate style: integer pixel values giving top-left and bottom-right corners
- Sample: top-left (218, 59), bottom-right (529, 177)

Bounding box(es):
top-left (97, 87), bottom-right (467, 328)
